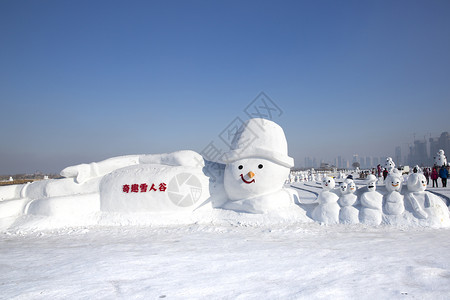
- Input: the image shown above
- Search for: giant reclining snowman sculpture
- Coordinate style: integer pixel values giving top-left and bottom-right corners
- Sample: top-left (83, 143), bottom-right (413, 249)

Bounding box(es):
top-left (0, 118), bottom-right (301, 222)
top-left (0, 118), bottom-right (449, 228)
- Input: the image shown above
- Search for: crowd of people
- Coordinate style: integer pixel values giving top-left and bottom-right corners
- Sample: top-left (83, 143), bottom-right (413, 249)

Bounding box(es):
top-left (423, 165), bottom-right (448, 188)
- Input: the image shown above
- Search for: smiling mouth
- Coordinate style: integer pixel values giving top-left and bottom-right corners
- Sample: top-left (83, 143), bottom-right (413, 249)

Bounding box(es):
top-left (240, 174), bottom-right (255, 184)
top-left (392, 183), bottom-right (399, 187)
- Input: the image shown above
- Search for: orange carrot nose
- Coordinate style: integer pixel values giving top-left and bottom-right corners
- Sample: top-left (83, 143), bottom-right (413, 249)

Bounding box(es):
top-left (247, 171), bottom-right (255, 178)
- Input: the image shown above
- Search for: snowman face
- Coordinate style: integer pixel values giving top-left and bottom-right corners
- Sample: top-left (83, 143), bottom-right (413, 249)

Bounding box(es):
top-left (438, 149), bottom-right (445, 155)
top-left (385, 159), bottom-right (395, 170)
top-left (386, 175), bottom-right (402, 192)
top-left (340, 183), bottom-right (348, 194)
top-left (367, 181), bottom-right (376, 192)
top-left (407, 173), bottom-right (427, 192)
top-left (224, 158), bottom-right (289, 201)
top-left (322, 177), bottom-right (335, 191)
top-left (348, 181), bottom-right (356, 194)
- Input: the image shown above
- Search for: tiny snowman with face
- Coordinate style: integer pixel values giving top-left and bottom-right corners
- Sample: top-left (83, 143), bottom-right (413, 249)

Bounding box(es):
top-left (311, 177), bottom-right (340, 224)
top-left (221, 118), bottom-right (299, 214)
top-left (434, 149), bottom-right (447, 167)
top-left (338, 179), bottom-right (359, 224)
top-left (383, 170), bottom-right (404, 215)
top-left (406, 173), bottom-right (450, 226)
top-left (384, 157), bottom-right (396, 173)
top-left (359, 174), bottom-right (383, 225)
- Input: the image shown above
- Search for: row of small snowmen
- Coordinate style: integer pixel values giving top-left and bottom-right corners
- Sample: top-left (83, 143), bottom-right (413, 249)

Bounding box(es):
top-left (312, 157), bottom-right (450, 226)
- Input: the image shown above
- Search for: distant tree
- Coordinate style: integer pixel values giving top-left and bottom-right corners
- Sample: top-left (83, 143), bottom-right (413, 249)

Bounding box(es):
top-left (352, 162), bottom-right (360, 169)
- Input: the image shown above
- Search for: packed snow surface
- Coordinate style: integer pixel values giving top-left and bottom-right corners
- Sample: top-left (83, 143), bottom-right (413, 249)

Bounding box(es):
top-left (1, 186), bottom-right (450, 299)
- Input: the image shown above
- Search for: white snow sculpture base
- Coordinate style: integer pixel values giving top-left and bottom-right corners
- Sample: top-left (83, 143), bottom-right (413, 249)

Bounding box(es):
top-left (100, 164), bottom-right (211, 212)
top-left (27, 193), bottom-right (100, 217)
top-left (221, 188), bottom-right (301, 215)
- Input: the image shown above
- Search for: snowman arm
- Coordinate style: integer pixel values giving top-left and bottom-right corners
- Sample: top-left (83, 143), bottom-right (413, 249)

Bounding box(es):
top-left (60, 151), bottom-right (205, 184)
top-left (60, 155), bottom-right (141, 184)
top-left (424, 193), bottom-right (433, 208)
top-left (408, 193), bottom-right (428, 219)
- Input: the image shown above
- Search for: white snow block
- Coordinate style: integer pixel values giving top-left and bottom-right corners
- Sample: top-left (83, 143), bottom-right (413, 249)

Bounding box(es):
top-left (0, 198), bottom-right (30, 218)
top-left (99, 164), bottom-right (211, 212)
top-left (26, 193), bottom-right (100, 216)
top-left (0, 184), bottom-right (24, 201)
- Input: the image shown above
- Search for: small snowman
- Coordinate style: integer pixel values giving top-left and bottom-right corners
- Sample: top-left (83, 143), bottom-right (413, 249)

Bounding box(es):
top-left (383, 170), bottom-right (404, 215)
top-left (312, 177), bottom-right (340, 224)
top-left (406, 173), bottom-right (450, 226)
top-left (384, 157), bottom-right (396, 173)
top-left (338, 179), bottom-right (359, 224)
top-left (359, 174), bottom-right (383, 225)
top-left (434, 149), bottom-right (448, 167)
top-left (221, 118), bottom-right (299, 214)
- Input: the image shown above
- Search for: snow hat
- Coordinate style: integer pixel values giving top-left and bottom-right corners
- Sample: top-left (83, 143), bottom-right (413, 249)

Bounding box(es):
top-left (365, 174), bottom-right (377, 183)
top-left (221, 118), bottom-right (294, 168)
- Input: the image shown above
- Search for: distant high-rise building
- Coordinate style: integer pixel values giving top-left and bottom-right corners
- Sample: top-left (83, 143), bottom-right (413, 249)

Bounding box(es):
top-left (395, 146), bottom-right (402, 165)
top-left (365, 156), bottom-right (371, 168)
top-left (373, 157), bottom-right (379, 166)
top-left (359, 157), bottom-right (365, 168)
top-left (408, 139), bottom-right (428, 166)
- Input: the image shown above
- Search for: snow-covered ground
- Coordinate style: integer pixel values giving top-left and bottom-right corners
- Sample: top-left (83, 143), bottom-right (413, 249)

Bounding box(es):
top-left (1, 185), bottom-right (450, 299)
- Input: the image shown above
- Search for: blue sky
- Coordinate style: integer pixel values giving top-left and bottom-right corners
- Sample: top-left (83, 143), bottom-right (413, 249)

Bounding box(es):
top-left (1, 0), bottom-right (449, 174)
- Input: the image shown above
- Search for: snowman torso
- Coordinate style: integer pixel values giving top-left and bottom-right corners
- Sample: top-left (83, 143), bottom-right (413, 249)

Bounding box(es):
top-left (312, 190), bottom-right (340, 224)
top-left (436, 155), bottom-right (447, 166)
top-left (338, 193), bottom-right (357, 207)
top-left (360, 191), bottom-right (383, 210)
top-left (384, 191), bottom-right (405, 215)
top-left (360, 191), bottom-right (383, 225)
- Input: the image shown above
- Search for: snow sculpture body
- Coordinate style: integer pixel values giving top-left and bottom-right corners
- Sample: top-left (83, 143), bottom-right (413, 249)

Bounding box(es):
top-left (384, 157), bottom-right (396, 173)
top-left (0, 150), bottom-right (212, 218)
top-left (221, 118), bottom-right (298, 214)
top-left (338, 179), bottom-right (359, 224)
top-left (360, 175), bottom-right (383, 225)
top-left (383, 171), bottom-right (404, 215)
top-left (406, 173), bottom-right (450, 226)
top-left (434, 149), bottom-right (448, 167)
top-left (312, 177), bottom-right (340, 224)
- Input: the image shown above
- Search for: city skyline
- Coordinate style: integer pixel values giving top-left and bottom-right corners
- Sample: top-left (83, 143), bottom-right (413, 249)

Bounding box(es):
top-left (301, 131), bottom-right (450, 169)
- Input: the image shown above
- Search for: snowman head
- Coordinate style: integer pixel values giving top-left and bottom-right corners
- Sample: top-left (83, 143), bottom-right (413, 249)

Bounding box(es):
top-left (346, 180), bottom-right (357, 194)
top-left (385, 172), bottom-right (402, 192)
top-left (366, 174), bottom-right (377, 192)
top-left (339, 182), bottom-right (348, 195)
top-left (222, 118), bottom-right (294, 201)
top-left (438, 149), bottom-right (445, 156)
top-left (322, 177), bottom-right (335, 191)
top-left (224, 158), bottom-right (290, 200)
top-left (407, 173), bottom-right (427, 192)
top-left (384, 157), bottom-right (395, 171)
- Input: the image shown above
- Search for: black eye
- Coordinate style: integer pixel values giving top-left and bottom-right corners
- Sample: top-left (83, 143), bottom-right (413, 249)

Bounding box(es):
top-left (258, 164), bottom-right (263, 169)
top-left (238, 165), bottom-right (243, 170)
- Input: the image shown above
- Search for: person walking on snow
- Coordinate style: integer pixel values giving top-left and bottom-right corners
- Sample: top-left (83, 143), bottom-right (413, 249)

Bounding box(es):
top-left (431, 167), bottom-right (439, 187)
top-left (439, 166), bottom-right (448, 188)
top-left (424, 168), bottom-right (430, 185)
